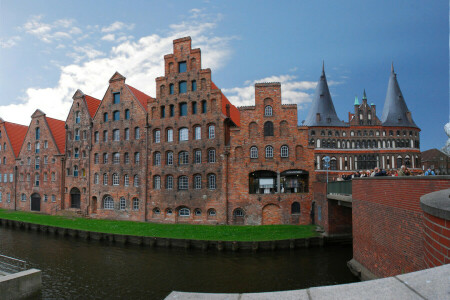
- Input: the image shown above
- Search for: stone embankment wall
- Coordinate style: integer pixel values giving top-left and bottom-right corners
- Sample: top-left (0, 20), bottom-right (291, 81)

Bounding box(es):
top-left (351, 176), bottom-right (450, 278)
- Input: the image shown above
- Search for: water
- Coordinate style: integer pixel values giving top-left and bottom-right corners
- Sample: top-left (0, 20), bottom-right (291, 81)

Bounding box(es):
top-left (0, 227), bottom-right (358, 299)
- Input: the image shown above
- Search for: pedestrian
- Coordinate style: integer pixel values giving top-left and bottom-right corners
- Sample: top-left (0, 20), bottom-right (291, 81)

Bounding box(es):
top-left (424, 168), bottom-right (435, 176)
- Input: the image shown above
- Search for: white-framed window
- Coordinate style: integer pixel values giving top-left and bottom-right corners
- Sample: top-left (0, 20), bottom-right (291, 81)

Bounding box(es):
top-left (103, 130), bottom-right (108, 142)
top-left (194, 209), bottom-right (201, 216)
top-left (167, 128), bottom-right (173, 142)
top-left (208, 209), bottom-right (216, 216)
top-left (154, 176), bottom-right (161, 189)
top-left (51, 172), bottom-right (56, 181)
top-left (134, 127), bottom-right (140, 140)
top-left (166, 175), bottom-right (174, 189)
top-left (124, 152), bottom-right (129, 164)
top-left (154, 130), bottom-right (161, 143)
top-left (195, 126), bottom-right (201, 140)
top-left (9, 174), bottom-right (12, 182)
top-left (166, 152), bottom-right (173, 165)
top-left (103, 195), bottom-right (114, 210)
top-left (208, 174), bottom-right (216, 190)
top-left (44, 140), bottom-right (48, 148)
top-left (51, 195), bottom-right (56, 202)
top-left (265, 105), bottom-right (273, 116)
top-left (119, 197), bottom-right (126, 210)
top-left (74, 148), bottom-right (79, 158)
top-left (208, 149), bottom-right (216, 163)
top-left (44, 194), bottom-right (48, 202)
top-left (132, 198), bottom-right (139, 210)
top-left (103, 173), bottom-right (108, 185)
top-left (35, 157), bottom-right (40, 170)
top-left (73, 165), bottom-right (78, 177)
top-left (280, 145), bottom-right (289, 158)
top-left (208, 125), bottom-right (215, 139)
top-left (113, 129), bottom-right (120, 141)
top-left (35, 173), bottom-right (40, 186)
top-left (154, 152), bottom-right (161, 166)
top-left (7, 193), bottom-right (10, 203)
top-left (82, 130), bottom-right (87, 140)
top-left (179, 128), bottom-right (188, 141)
top-left (75, 111), bottom-right (81, 123)
top-left (194, 150), bottom-right (201, 164)
top-left (112, 173), bottom-right (119, 186)
top-left (135, 152), bottom-right (140, 164)
top-left (4, 174), bottom-right (7, 182)
top-left (94, 173), bottom-right (99, 184)
top-left (44, 155), bottom-right (48, 164)
top-left (94, 153), bottom-right (99, 164)
top-left (178, 176), bottom-right (188, 190)
top-left (179, 151), bottom-right (189, 165)
top-left (75, 129), bottom-right (80, 141)
top-left (124, 128), bottom-right (130, 140)
top-left (134, 175), bottom-right (139, 187)
top-left (113, 152), bottom-right (120, 164)
top-left (21, 194), bottom-right (26, 202)
top-left (0, 192), bottom-right (2, 202)
top-left (194, 175), bottom-right (202, 189)
top-left (27, 142), bottom-right (31, 151)
top-left (124, 174), bottom-right (129, 187)
top-left (179, 208), bottom-right (190, 216)
top-left (95, 131), bottom-right (99, 143)
top-left (103, 153), bottom-right (108, 164)
top-left (250, 146), bottom-right (258, 158)
top-left (234, 208), bottom-right (244, 217)
top-left (35, 142), bottom-right (40, 154)
top-left (265, 146), bottom-right (274, 158)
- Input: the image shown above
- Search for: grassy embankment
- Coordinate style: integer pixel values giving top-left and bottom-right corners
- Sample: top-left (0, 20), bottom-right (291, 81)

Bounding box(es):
top-left (0, 209), bottom-right (317, 241)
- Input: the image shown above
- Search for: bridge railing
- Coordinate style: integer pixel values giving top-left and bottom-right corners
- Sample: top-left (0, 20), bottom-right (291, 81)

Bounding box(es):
top-left (327, 181), bottom-right (352, 195)
top-left (0, 254), bottom-right (27, 274)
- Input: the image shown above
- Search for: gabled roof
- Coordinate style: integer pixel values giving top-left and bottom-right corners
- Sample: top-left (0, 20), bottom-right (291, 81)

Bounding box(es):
top-left (380, 64), bottom-right (417, 128)
top-left (45, 117), bottom-right (65, 154)
top-left (3, 122), bottom-right (28, 158)
top-left (126, 84), bottom-right (154, 111)
top-left (211, 81), bottom-right (240, 127)
top-left (304, 64), bottom-right (345, 127)
top-left (85, 95), bottom-right (101, 119)
top-left (421, 148), bottom-right (449, 161)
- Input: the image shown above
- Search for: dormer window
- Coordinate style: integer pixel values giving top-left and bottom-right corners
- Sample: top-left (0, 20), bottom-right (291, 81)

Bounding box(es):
top-left (264, 106), bottom-right (273, 116)
top-left (178, 61), bottom-right (187, 73)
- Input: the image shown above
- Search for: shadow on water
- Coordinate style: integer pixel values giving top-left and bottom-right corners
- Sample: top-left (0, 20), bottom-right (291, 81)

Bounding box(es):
top-left (0, 227), bottom-right (358, 299)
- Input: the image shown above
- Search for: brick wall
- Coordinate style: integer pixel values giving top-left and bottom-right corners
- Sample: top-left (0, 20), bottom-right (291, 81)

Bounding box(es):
top-left (352, 177), bottom-right (450, 277)
top-left (423, 212), bottom-right (450, 267)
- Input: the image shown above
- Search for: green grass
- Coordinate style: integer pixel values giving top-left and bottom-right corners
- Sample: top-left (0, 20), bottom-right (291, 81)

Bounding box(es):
top-left (0, 209), bottom-right (317, 241)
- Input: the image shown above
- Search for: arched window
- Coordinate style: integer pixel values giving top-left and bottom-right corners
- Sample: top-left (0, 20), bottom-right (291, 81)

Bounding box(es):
top-left (113, 152), bottom-right (120, 164)
top-left (208, 125), bottom-right (215, 139)
top-left (280, 145), bottom-right (289, 158)
top-left (166, 128), bottom-right (173, 142)
top-left (154, 176), bottom-right (161, 189)
top-left (208, 173), bottom-right (216, 190)
top-left (35, 127), bottom-right (40, 140)
top-left (103, 153), bottom-right (108, 164)
top-left (179, 128), bottom-right (188, 141)
top-left (178, 176), bottom-right (188, 190)
top-left (153, 152), bottom-right (161, 166)
top-left (154, 130), bottom-right (161, 143)
top-left (194, 149), bottom-right (202, 164)
top-left (194, 126), bottom-right (201, 140)
top-left (250, 146), bottom-right (258, 158)
top-left (194, 209), bottom-right (202, 216)
top-left (234, 208), bottom-right (244, 217)
top-left (264, 105), bottom-right (273, 116)
top-left (94, 173), bottom-right (99, 184)
top-left (179, 208), bottom-right (190, 216)
top-left (208, 209), bottom-right (216, 216)
top-left (112, 173), bottom-right (119, 186)
top-left (124, 174), bottom-right (129, 187)
top-left (208, 149), bottom-right (216, 163)
top-left (119, 197), bottom-right (126, 210)
top-left (103, 195), bottom-right (114, 210)
top-left (153, 207), bottom-right (161, 215)
top-left (124, 152), bottom-right (129, 164)
top-left (135, 152), bottom-right (140, 164)
top-left (73, 165), bottom-right (78, 177)
top-left (75, 111), bottom-right (80, 123)
top-left (191, 80), bottom-right (197, 92)
top-left (194, 174), bottom-right (202, 189)
top-left (265, 146), bottom-right (274, 158)
top-left (103, 113), bottom-right (108, 122)
top-left (201, 100), bottom-right (207, 113)
top-left (113, 110), bottom-right (120, 121)
top-left (264, 121), bottom-right (274, 136)
top-left (134, 127), bottom-right (140, 139)
top-left (35, 142), bottom-right (40, 154)
top-left (35, 156), bottom-right (40, 170)
top-left (125, 109), bottom-right (130, 120)
top-left (291, 202), bottom-right (300, 214)
top-left (134, 175), bottom-right (139, 187)
top-left (113, 129), bottom-right (120, 141)
top-left (103, 173), bottom-right (108, 185)
top-left (169, 83), bottom-right (174, 95)
top-left (132, 198), bottom-right (139, 210)
top-left (166, 175), bottom-right (174, 189)
top-left (166, 151), bottom-right (173, 165)
top-left (179, 151), bottom-right (189, 165)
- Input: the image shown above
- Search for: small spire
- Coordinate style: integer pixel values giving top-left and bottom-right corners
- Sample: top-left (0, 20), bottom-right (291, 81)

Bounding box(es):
top-left (391, 62), bottom-right (394, 73)
top-left (354, 95), bottom-right (359, 105)
top-left (322, 60), bottom-right (325, 75)
top-left (362, 89), bottom-right (367, 100)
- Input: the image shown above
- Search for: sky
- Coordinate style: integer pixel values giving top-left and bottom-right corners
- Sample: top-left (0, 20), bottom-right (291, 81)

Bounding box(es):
top-left (0, 0), bottom-right (448, 151)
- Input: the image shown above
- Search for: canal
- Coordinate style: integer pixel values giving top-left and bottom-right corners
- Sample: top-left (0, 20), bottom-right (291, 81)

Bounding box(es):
top-left (0, 227), bottom-right (358, 299)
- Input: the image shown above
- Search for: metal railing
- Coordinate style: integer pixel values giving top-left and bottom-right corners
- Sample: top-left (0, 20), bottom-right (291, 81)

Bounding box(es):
top-left (327, 181), bottom-right (352, 195)
top-left (0, 254), bottom-right (27, 274)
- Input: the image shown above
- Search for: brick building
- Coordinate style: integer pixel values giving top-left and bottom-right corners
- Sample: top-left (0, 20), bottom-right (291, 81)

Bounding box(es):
top-left (421, 148), bottom-right (449, 175)
top-left (0, 36), bottom-right (422, 225)
top-left (305, 64), bottom-right (421, 174)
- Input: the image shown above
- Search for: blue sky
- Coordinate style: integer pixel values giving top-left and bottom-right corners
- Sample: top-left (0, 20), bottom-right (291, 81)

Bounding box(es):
top-left (0, 0), bottom-right (448, 151)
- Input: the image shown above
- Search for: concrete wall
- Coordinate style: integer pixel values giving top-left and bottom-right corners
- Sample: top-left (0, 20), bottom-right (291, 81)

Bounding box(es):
top-left (0, 269), bottom-right (41, 300)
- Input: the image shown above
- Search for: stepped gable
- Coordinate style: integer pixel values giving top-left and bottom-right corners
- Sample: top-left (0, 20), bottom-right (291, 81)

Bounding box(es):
top-left (84, 95), bottom-right (101, 119)
top-left (126, 84), bottom-right (154, 111)
top-left (304, 63), bottom-right (345, 127)
top-left (45, 117), bottom-right (65, 154)
top-left (380, 63), bottom-right (417, 128)
top-left (211, 81), bottom-right (240, 127)
top-left (3, 121), bottom-right (28, 157)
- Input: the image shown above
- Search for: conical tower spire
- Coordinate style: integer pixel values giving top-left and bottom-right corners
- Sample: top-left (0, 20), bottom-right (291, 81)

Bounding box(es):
top-left (304, 64), bottom-right (344, 127)
top-left (354, 95), bottom-right (359, 106)
top-left (380, 64), bottom-right (417, 127)
top-left (362, 89), bottom-right (367, 100)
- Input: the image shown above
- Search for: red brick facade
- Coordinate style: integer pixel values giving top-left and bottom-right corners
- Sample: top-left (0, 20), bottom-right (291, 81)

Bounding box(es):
top-left (423, 211), bottom-right (450, 267)
top-left (352, 177), bottom-right (450, 277)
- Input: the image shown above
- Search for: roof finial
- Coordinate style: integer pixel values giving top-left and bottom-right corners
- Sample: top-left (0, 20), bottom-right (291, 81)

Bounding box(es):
top-left (391, 61), bottom-right (394, 73)
top-left (322, 60), bottom-right (325, 74)
top-left (363, 89), bottom-right (367, 100)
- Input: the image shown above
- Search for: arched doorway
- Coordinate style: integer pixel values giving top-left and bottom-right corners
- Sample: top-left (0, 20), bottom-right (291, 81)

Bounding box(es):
top-left (70, 188), bottom-right (81, 209)
top-left (262, 204), bottom-right (281, 225)
top-left (31, 193), bottom-right (41, 211)
top-left (92, 196), bottom-right (97, 214)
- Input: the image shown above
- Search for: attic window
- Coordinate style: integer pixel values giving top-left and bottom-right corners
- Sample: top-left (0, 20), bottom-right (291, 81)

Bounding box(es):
top-left (113, 93), bottom-right (120, 104)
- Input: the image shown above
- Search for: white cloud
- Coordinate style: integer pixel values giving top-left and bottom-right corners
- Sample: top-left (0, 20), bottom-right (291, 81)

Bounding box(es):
top-left (223, 75), bottom-right (318, 108)
top-left (22, 15), bottom-right (82, 43)
top-left (101, 21), bottom-right (135, 33)
top-left (0, 13), bottom-right (234, 125)
top-left (101, 34), bottom-right (115, 41)
top-left (0, 36), bottom-right (21, 48)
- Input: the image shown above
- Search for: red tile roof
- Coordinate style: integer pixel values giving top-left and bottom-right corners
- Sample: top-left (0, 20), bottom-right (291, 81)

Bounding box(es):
top-left (4, 122), bottom-right (28, 158)
top-left (45, 117), bottom-right (66, 154)
top-left (211, 81), bottom-right (240, 127)
top-left (85, 95), bottom-right (101, 119)
top-left (126, 84), bottom-right (154, 111)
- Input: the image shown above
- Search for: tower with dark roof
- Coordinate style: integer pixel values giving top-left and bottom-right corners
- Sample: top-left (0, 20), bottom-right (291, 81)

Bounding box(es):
top-left (380, 64), bottom-right (417, 128)
top-left (304, 64), bottom-right (344, 127)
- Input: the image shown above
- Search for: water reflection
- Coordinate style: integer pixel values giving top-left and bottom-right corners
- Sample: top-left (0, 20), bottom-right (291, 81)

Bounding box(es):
top-left (0, 227), bottom-right (358, 299)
